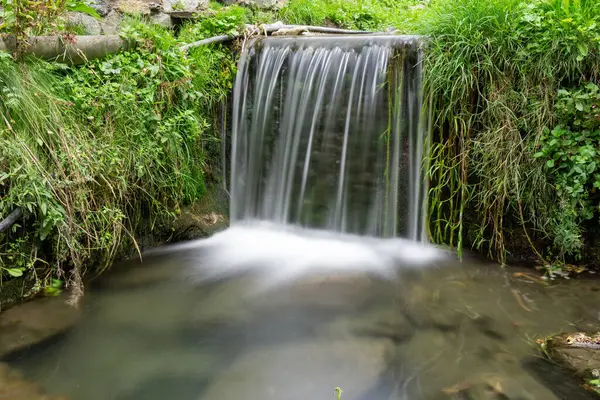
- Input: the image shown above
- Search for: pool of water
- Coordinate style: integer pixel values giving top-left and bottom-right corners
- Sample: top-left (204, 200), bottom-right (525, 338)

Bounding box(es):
top-left (5, 226), bottom-right (600, 400)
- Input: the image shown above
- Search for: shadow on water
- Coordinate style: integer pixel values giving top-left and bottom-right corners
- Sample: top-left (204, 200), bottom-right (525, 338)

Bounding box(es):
top-left (521, 357), bottom-right (598, 400)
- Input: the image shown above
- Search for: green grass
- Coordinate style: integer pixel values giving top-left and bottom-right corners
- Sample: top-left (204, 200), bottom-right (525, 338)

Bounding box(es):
top-left (412, 0), bottom-right (600, 263)
top-left (278, 0), bottom-right (424, 31)
top-left (0, 12), bottom-right (239, 299)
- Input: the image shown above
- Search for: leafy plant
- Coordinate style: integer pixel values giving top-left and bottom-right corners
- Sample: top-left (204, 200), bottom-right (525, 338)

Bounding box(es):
top-left (0, 0), bottom-right (100, 52)
top-left (0, 19), bottom-right (231, 298)
top-left (415, 0), bottom-right (600, 264)
top-left (533, 83), bottom-right (600, 259)
top-left (178, 4), bottom-right (248, 40)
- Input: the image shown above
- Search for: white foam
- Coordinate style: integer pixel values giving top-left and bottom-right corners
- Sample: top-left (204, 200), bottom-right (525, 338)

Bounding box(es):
top-left (146, 220), bottom-right (448, 289)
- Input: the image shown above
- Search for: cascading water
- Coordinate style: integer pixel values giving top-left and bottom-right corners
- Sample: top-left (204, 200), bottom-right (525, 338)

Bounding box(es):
top-left (149, 34), bottom-right (444, 286)
top-left (230, 35), bottom-right (429, 240)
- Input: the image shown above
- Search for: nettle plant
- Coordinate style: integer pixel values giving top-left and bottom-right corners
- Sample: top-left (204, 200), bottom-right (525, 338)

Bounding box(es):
top-left (535, 83), bottom-right (600, 258)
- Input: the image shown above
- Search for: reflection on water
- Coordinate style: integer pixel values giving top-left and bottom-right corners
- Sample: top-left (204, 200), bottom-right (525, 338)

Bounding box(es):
top-left (6, 225), bottom-right (600, 400)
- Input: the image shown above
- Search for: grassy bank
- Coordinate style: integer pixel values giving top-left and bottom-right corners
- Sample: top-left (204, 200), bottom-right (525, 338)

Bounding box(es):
top-left (1, 0), bottom-right (599, 300)
top-left (0, 6), bottom-right (244, 300)
top-left (417, 0), bottom-right (600, 272)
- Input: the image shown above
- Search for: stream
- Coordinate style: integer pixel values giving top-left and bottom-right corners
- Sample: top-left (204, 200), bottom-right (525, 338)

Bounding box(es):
top-left (4, 225), bottom-right (600, 400)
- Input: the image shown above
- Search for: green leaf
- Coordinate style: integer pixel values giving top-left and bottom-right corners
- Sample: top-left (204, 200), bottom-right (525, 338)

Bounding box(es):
top-left (575, 102), bottom-right (584, 111)
top-left (546, 159), bottom-right (555, 168)
top-left (577, 43), bottom-right (588, 58)
top-left (67, 3), bottom-right (101, 19)
top-left (5, 268), bottom-right (24, 277)
top-left (533, 152), bottom-right (544, 158)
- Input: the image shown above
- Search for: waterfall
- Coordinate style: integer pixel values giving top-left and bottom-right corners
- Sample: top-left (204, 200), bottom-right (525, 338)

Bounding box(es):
top-left (230, 35), bottom-right (428, 241)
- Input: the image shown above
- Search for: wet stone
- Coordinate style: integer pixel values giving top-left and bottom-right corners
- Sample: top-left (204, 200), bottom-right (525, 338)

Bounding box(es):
top-left (0, 295), bottom-right (79, 359)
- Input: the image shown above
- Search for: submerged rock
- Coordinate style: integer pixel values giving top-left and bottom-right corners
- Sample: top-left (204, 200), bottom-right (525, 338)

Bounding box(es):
top-left (0, 363), bottom-right (68, 400)
top-left (0, 295), bottom-right (79, 359)
top-left (199, 338), bottom-right (395, 400)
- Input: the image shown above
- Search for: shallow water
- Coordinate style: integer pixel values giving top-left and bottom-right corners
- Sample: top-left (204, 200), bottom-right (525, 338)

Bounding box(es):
top-left (6, 225), bottom-right (600, 400)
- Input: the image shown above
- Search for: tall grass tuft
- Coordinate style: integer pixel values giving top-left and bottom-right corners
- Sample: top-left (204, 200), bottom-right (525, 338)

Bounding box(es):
top-left (414, 0), bottom-right (600, 262)
top-left (278, 0), bottom-right (424, 31)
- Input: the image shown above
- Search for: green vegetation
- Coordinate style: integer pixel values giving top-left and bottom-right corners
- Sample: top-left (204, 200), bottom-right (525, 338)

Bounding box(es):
top-left (0, 0), bottom-right (100, 45)
top-left (1, 0), bottom-right (599, 298)
top-left (278, 0), bottom-right (421, 30)
top-left (416, 0), bottom-right (600, 266)
top-left (0, 5), bottom-right (243, 296)
top-left (588, 378), bottom-right (600, 395)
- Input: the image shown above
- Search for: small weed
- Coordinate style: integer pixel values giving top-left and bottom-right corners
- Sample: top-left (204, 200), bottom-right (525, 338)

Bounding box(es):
top-left (334, 387), bottom-right (343, 400)
top-left (416, 0), bottom-right (600, 265)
